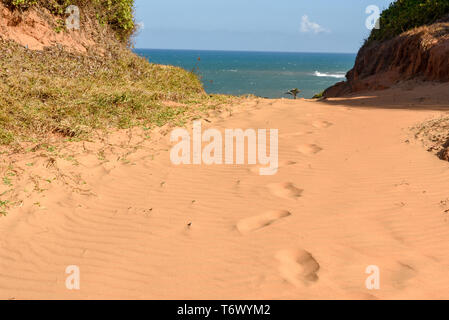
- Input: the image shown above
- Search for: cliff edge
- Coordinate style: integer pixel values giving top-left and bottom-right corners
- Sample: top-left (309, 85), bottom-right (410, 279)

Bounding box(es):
top-left (0, 0), bottom-right (135, 53)
top-left (0, 1), bottom-right (221, 147)
top-left (324, 22), bottom-right (449, 97)
top-left (324, 0), bottom-right (449, 98)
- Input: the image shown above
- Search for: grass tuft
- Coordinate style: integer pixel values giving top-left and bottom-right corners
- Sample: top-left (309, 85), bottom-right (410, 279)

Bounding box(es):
top-left (0, 40), bottom-right (233, 146)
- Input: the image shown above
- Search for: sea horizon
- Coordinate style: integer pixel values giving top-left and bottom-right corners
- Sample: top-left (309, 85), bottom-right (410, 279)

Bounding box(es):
top-left (134, 47), bottom-right (358, 55)
top-left (134, 48), bottom-right (356, 99)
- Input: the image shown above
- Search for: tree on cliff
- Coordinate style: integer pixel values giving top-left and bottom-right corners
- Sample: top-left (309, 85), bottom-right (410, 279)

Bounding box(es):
top-left (368, 0), bottom-right (449, 43)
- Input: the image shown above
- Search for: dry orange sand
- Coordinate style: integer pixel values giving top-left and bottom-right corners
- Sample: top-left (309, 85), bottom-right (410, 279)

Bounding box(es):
top-left (1, 83), bottom-right (449, 300)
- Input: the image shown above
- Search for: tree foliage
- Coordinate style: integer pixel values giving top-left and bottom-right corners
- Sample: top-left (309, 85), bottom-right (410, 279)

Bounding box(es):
top-left (369, 0), bottom-right (449, 42)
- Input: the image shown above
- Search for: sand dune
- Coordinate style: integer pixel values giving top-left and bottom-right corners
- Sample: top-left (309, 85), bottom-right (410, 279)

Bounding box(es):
top-left (1, 83), bottom-right (449, 300)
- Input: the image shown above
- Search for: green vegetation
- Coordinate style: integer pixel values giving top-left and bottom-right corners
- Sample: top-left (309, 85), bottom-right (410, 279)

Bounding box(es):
top-left (285, 88), bottom-right (302, 99)
top-left (3, 0), bottom-right (136, 41)
top-left (0, 0), bottom-right (234, 147)
top-left (312, 91), bottom-right (324, 99)
top-left (368, 0), bottom-right (449, 42)
top-left (0, 199), bottom-right (9, 216)
top-left (0, 40), bottom-right (232, 146)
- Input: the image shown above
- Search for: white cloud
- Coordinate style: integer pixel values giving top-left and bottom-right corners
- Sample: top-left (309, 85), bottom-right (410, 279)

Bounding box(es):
top-left (300, 15), bottom-right (329, 34)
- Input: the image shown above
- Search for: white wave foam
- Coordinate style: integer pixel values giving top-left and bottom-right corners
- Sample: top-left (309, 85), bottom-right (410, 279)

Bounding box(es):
top-left (314, 71), bottom-right (346, 79)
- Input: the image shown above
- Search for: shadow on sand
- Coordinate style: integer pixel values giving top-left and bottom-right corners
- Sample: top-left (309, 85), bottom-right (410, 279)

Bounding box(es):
top-left (316, 82), bottom-right (449, 111)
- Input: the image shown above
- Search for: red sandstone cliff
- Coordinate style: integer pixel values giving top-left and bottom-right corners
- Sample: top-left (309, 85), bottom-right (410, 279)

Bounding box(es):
top-left (324, 22), bottom-right (449, 97)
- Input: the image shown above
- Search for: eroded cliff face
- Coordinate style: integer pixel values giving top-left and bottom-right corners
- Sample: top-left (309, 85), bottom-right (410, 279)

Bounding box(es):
top-left (0, 2), bottom-right (117, 53)
top-left (324, 22), bottom-right (449, 97)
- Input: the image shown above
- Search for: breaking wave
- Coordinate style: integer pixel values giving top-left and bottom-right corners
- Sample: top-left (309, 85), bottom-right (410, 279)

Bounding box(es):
top-left (314, 71), bottom-right (346, 79)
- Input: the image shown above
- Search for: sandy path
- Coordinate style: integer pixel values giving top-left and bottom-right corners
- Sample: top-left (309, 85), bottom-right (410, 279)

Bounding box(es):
top-left (1, 88), bottom-right (449, 300)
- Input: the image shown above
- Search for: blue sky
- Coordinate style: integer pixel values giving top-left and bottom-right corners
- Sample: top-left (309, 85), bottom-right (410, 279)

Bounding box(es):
top-left (134, 0), bottom-right (394, 53)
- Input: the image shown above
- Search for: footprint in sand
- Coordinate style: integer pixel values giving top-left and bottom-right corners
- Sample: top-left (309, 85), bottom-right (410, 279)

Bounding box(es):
top-left (236, 210), bottom-right (292, 234)
top-left (312, 120), bottom-right (333, 129)
top-left (391, 262), bottom-right (417, 289)
top-left (297, 144), bottom-right (323, 155)
top-left (250, 160), bottom-right (297, 175)
top-left (267, 183), bottom-right (303, 200)
top-left (276, 249), bottom-right (320, 286)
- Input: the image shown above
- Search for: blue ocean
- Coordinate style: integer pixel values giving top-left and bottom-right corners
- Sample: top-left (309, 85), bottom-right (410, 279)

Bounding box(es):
top-left (134, 49), bottom-right (356, 99)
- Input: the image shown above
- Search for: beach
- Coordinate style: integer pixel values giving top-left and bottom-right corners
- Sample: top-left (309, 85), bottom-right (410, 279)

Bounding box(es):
top-left (1, 82), bottom-right (449, 299)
